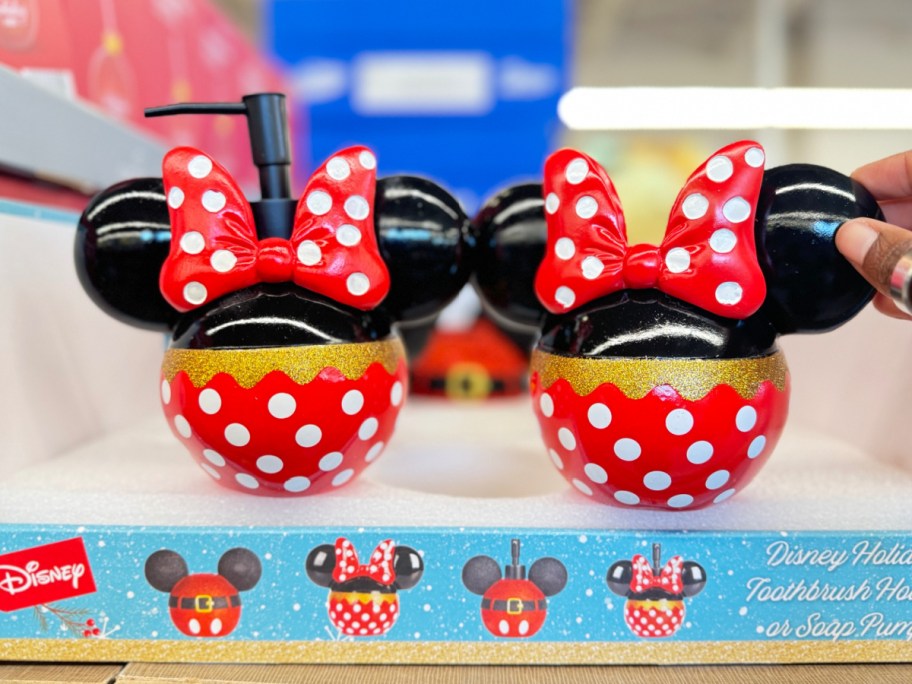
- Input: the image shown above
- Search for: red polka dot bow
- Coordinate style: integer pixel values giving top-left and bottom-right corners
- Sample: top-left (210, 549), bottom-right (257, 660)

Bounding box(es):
top-left (535, 141), bottom-right (767, 319)
top-left (630, 554), bottom-right (684, 594)
top-left (159, 145), bottom-right (390, 312)
top-left (332, 538), bottom-right (397, 585)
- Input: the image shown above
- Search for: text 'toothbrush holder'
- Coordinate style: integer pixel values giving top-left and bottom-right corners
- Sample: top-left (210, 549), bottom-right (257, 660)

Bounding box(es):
top-left (75, 93), bottom-right (472, 496)
top-left (473, 141), bottom-right (879, 511)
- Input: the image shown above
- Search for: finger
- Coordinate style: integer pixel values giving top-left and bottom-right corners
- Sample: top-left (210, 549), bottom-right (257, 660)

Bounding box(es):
top-left (876, 197), bottom-right (912, 228)
top-left (873, 292), bottom-right (912, 320)
top-left (851, 151), bottom-right (912, 201)
top-left (835, 217), bottom-right (912, 297)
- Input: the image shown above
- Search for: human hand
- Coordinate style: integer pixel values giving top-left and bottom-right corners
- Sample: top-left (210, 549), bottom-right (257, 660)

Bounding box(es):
top-left (835, 151), bottom-right (912, 320)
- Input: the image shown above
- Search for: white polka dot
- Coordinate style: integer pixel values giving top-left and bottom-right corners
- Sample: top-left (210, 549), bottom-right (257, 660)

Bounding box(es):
top-left (714, 488), bottom-right (737, 503)
top-left (665, 247), bottom-right (690, 273)
top-left (665, 408), bottom-right (694, 435)
top-left (575, 195), bottom-right (598, 219)
top-left (706, 155), bottom-right (734, 182)
top-left (319, 452), bottom-right (344, 471)
top-left (722, 196), bottom-right (751, 223)
top-left (498, 619), bottom-right (510, 635)
top-left (555, 286), bottom-right (576, 308)
top-left (706, 470), bottom-right (730, 490)
top-left (306, 190), bottom-right (332, 215)
top-left (203, 449), bottom-right (225, 467)
top-left (200, 463), bottom-right (221, 480)
top-left (565, 158), bottom-right (589, 184)
top-left (295, 424), bottom-right (322, 448)
top-left (332, 469), bottom-right (355, 487)
top-left (235, 473), bottom-right (259, 489)
top-left (390, 381), bottom-right (404, 407)
top-left (180, 231), bottom-right (205, 254)
top-left (297, 240), bottom-right (322, 266)
top-left (748, 435), bottom-right (767, 458)
top-left (342, 390), bottom-right (365, 415)
top-left (539, 393), bottom-right (554, 417)
top-left (188, 155), bottom-right (213, 178)
top-left (173, 415), bottom-right (191, 438)
top-left (268, 393), bottom-right (297, 419)
top-left (284, 476), bottom-right (311, 493)
top-left (327, 156), bottom-right (351, 180)
top-left (359, 417), bottom-right (379, 440)
top-left (188, 619), bottom-right (201, 635)
top-left (183, 281), bottom-right (207, 305)
top-left (210, 250), bottom-right (237, 272)
top-left (257, 455), bottom-right (284, 474)
top-left (581, 256), bottom-right (604, 280)
top-left (225, 423), bottom-right (250, 447)
top-left (667, 494), bottom-right (694, 508)
top-left (709, 228), bottom-right (738, 254)
top-left (587, 403), bottom-right (611, 429)
top-left (736, 406), bottom-right (758, 432)
top-left (715, 281), bottom-right (743, 306)
top-left (365, 442), bottom-right (385, 463)
top-left (201, 190), bottom-right (226, 213)
top-left (518, 619), bottom-right (530, 636)
top-left (198, 388), bottom-right (221, 414)
top-left (682, 193), bottom-right (708, 220)
top-left (167, 186), bottom-right (184, 209)
top-left (614, 490), bottom-right (640, 506)
top-left (344, 195), bottom-right (370, 220)
top-left (572, 479), bottom-right (593, 496)
top-left (614, 438), bottom-right (641, 461)
top-left (359, 150), bottom-right (376, 169)
top-left (584, 463), bottom-right (608, 484)
top-left (347, 272), bottom-right (370, 296)
top-left (687, 441), bottom-right (714, 465)
top-left (549, 448), bottom-right (564, 470)
top-left (644, 471), bottom-right (672, 491)
top-left (558, 428), bottom-right (577, 451)
top-left (545, 192), bottom-right (560, 214)
top-left (745, 147), bottom-right (765, 167)
top-left (209, 618), bottom-right (223, 635)
top-left (555, 237), bottom-right (575, 260)
top-left (336, 224), bottom-right (362, 247)
top-left (161, 380), bottom-right (171, 405)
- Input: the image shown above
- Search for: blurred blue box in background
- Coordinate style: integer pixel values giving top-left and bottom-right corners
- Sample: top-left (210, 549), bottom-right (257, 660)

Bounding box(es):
top-left (265, 0), bottom-right (571, 212)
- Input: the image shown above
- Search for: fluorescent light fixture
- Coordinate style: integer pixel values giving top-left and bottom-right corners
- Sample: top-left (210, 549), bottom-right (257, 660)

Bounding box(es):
top-left (558, 87), bottom-right (912, 130)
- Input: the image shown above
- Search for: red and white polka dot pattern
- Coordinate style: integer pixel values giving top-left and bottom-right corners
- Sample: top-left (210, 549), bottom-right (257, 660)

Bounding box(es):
top-left (534, 141), bottom-right (767, 319)
top-left (630, 554), bottom-right (684, 595)
top-left (531, 370), bottom-right (790, 510)
top-left (161, 358), bottom-right (407, 496)
top-left (327, 590), bottom-right (400, 636)
top-left (624, 598), bottom-right (686, 639)
top-left (332, 538), bottom-right (396, 585)
top-left (160, 145), bottom-right (390, 312)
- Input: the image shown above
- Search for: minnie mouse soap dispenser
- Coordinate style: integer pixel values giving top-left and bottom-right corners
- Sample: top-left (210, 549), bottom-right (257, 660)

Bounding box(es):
top-left (76, 93), bottom-right (472, 496)
top-left (474, 141), bottom-right (879, 510)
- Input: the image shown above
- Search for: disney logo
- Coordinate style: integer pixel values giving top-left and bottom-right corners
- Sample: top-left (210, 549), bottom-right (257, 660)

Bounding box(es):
top-left (0, 560), bottom-right (86, 596)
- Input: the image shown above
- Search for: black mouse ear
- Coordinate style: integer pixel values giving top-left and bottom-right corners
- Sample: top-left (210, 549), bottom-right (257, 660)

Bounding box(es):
top-left (528, 557), bottom-right (568, 597)
top-left (305, 544), bottom-right (338, 588)
top-left (606, 560), bottom-right (633, 597)
top-left (75, 177), bottom-right (177, 331)
top-left (144, 549), bottom-right (189, 593)
top-left (375, 175), bottom-right (473, 326)
top-left (681, 561), bottom-right (707, 598)
top-left (472, 182), bottom-right (548, 333)
top-left (217, 548), bottom-right (262, 592)
top-left (461, 555), bottom-right (502, 595)
top-left (756, 164), bottom-right (878, 334)
top-left (392, 545), bottom-right (424, 591)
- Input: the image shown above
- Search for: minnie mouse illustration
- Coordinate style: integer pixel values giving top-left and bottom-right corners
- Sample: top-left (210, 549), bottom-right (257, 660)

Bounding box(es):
top-left (144, 547), bottom-right (262, 638)
top-left (473, 141), bottom-right (880, 509)
top-left (75, 93), bottom-right (472, 496)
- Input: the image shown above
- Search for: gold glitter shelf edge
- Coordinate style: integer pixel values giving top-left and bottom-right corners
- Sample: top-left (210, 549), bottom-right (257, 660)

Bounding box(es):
top-left (3, 639), bottom-right (912, 665)
top-left (161, 339), bottom-right (406, 388)
top-left (531, 350), bottom-right (789, 400)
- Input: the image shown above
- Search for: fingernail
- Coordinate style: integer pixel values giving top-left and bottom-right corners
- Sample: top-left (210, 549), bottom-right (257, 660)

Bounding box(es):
top-left (836, 219), bottom-right (879, 268)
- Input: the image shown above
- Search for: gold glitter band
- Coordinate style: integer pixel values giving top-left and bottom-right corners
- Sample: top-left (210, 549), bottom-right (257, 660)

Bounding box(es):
top-left (161, 338), bottom-right (406, 388)
top-left (4, 638), bottom-right (912, 665)
top-left (531, 350), bottom-right (788, 400)
top-left (329, 591), bottom-right (398, 604)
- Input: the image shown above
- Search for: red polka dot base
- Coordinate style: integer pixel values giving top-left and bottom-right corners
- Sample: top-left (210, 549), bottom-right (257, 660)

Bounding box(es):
top-left (161, 361), bottom-right (407, 496)
top-left (531, 367), bottom-right (790, 510)
top-left (624, 599), bottom-right (685, 638)
top-left (327, 591), bottom-right (399, 636)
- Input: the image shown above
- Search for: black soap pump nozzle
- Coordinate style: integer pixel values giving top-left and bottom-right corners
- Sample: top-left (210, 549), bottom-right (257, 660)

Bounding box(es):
top-left (144, 93), bottom-right (294, 239)
top-left (652, 542), bottom-right (662, 576)
top-left (505, 539), bottom-right (526, 580)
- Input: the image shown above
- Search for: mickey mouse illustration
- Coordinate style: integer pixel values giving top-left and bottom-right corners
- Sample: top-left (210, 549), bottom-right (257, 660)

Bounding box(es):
top-left (607, 543), bottom-right (706, 638)
top-left (305, 537), bottom-right (424, 637)
top-left (462, 539), bottom-right (567, 638)
top-left (75, 93), bottom-right (472, 496)
top-left (144, 547), bottom-right (262, 638)
top-left (473, 141), bottom-right (880, 509)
